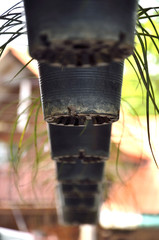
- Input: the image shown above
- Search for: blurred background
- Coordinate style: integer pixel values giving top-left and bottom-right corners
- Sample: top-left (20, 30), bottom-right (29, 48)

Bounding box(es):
top-left (0, 0), bottom-right (159, 239)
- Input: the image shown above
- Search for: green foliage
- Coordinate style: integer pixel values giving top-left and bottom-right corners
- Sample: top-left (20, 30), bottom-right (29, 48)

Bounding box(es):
top-left (0, 1), bottom-right (25, 57)
top-left (122, 5), bottom-right (159, 116)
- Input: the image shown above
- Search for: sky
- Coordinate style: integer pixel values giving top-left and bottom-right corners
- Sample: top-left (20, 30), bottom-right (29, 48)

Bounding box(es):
top-left (0, 0), bottom-right (28, 50)
top-left (139, 0), bottom-right (159, 6)
top-left (0, 0), bottom-right (17, 14)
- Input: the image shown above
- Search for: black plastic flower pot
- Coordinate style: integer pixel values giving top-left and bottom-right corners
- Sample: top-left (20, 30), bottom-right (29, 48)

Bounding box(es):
top-left (59, 182), bottom-right (103, 195)
top-left (57, 187), bottom-right (102, 209)
top-left (58, 207), bottom-right (99, 225)
top-left (24, 0), bottom-right (138, 67)
top-left (56, 160), bottom-right (105, 182)
top-left (62, 196), bottom-right (98, 209)
top-left (48, 121), bottom-right (111, 161)
top-left (48, 121), bottom-right (111, 182)
top-left (39, 63), bottom-right (124, 125)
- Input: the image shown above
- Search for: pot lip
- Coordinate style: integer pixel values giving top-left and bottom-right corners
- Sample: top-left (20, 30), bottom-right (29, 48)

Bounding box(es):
top-left (59, 191), bottom-right (100, 198)
top-left (46, 113), bottom-right (118, 126)
top-left (57, 181), bottom-right (104, 186)
top-left (58, 190), bottom-right (101, 196)
top-left (58, 180), bottom-right (104, 185)
top-left (32, 38), bottom-right (133, 67)
top-left (60, 206), bottom-right (100, 214)
top-left (58, 190), bottom-right (100, 198)
top-left (54, 153), bottom-right (108, 164)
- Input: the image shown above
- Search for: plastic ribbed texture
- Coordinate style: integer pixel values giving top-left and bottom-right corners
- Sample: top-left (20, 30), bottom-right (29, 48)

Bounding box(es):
top-left (24, 0), bottom-right (138, 67)
top-left (39, 63), bottom-right (124, 125)
top-left (48, 121), bottom-right (111, 161)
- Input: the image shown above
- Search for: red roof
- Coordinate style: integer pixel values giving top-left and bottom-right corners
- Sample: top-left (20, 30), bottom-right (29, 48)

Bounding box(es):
top-left (0, 160), bottom-right (57, 208)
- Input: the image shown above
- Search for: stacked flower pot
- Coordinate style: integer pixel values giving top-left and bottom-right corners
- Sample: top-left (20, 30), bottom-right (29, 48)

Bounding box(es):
top-left (24, 0), bottom-right (138, 225)
top-left (48, 122), bottom-right (111, 224)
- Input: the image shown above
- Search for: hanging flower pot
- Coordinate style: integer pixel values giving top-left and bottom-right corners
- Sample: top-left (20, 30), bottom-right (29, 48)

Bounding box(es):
top-left (24, 0), bottom-right (138, 67)
top-left (59, 182), bottom-right (103, 196)
top-left (48, 121), bottom-right (111, 161)
top-left (56, 160), bottom-right (105, 182)
top-left (57, 207), bottom-right (100, 225)
top-left (39, 62), bottom-right (124, 125)
top-left (57, 184), bottom-right (102, 209)
top-left (56, 185), bottom-right (102, 224)
top-left (48, 121), bottom-right (111, 182)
